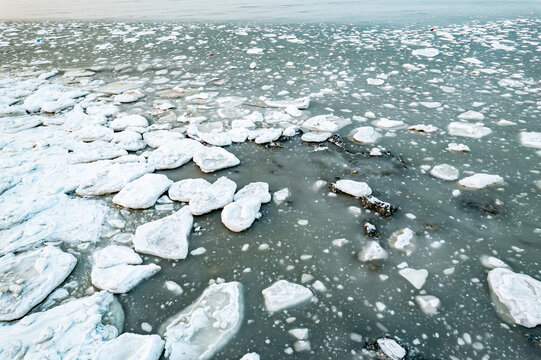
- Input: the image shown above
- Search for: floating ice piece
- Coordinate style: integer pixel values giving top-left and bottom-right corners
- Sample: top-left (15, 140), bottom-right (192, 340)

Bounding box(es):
top-left (262, 280), bottom-right (313, 312)
top-left (111, 130), bottom-right (147, 151)
top-left (358, 241), bottom-right (388, 263)
top-left (41, 97), bottom-right (76, 114)
top-left (377, 338), bottom-right (406, 360)
top-left (77, 162), bottom-right (155, 196)
top-left (373, 118), bottom-right (404, 129)
top-left (458, 174), bottom-right (504, 190)
top-left (251, 128), bottom-right (282, 144)
top-left (302, 114), bottom-right (350, 133)
top-left (0, 246), bottom-right (76, 321)
top-left (221, 198), bottom-right (262, 232)
top-left (75, 125), bottom-right (114, 142)
top-left (352, 126), bottom-right (381, 144)
top-left (91, 259), bottom-right (160, 294)
top-left (148, 139), bottom-right (205, 170)
top-left (332, 179), bottom-right (372, 197)
top-left (520, 132), bottom-right (541, 149)
top-left (133, 207), bottom-right (193, 260)
top-left (99, 81), bottom-right (140, 94)
top-left (113, 173), bottom-right (173, 209)
top-left (412, 48), bottom-right (439, 57)
top-left (446, 143), bottom-right (470, 152)
top-left (92, 245), bottom-right (143, 268)
top-left (448, 122), bottom-right (492, 138)
top-left (285, 105), bottom-right (302, 117)
top-left (430, 164), bottom-right (459, 181)
top-left (189, 177), bottom-right (237, 215)
top-left (265, 97), bottom-right (310, 110)
top-left (487, 268), bottom-right (541, 328)
top-left (70, 141), bottom-right (128, 163)
top-left (289, 328), bottom-right (309, 340)
top-left (240, 353), bottom-right (260, 360)
top-left (143, 130), bottom-right (184, 148)
top-left (0, 115), bottom-right (44, 133)
top-left (193, 146), bottom-right (240, 173)
top-left (198, 132), bottom-right (232, 146)
top-left (481, 256), bottom-right (510, 270)
top-left (498, 78), bottom-right (523, 88)
top-left (399, 268), bottom-right (428, 289)
top-left (93, 333), bottom-right (164, 360)
top-left (169, 179), bottom-right (211, 202)
top-left (301, 131), bottom-right (332, 142)
top-left (86, 103), bottom-right (119, 117)
top-left (273, 188), bottom-right (291, 205)
top-left (463, 57), bottom-right (483, 65)
top-left (408, 124), bottom-right (439, 133)
top-left (162, 282), bottom-right (243, 360)
top-left (415, 295), bottom-right (441, 315)
top-left (419, 101), bottom-right (441, 109)
top-left (235, 182), bottom-right (271, 203)
top-left (458, 110), bottom-right (484, 121)
top-left (109, 114), bottom-right (149, 131)
top-left (0, 291), bottom-right (123, 359)
top-left (247, 47), bottom-right (264, 54)
top-left (367, 78), bottom-right (384, 86)
top-left (389, 228), bottom-right (415, 255)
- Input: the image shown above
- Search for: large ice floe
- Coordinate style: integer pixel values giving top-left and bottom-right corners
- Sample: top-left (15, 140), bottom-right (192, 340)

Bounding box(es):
top-left (487, 268), bottom-right (541, 328)
top-left (93, 333), bottom-right (164, 360)
top-left (0, 291), bottom-right (124, 359)
top-left (132, 206), bottom-right (194, 260)
top-left (162, 282), bottom-right (243, 360)
top-left (112, 173), bottom-right (173, 209)
top-left (262, 280), bottom-right (314, 312)
top-left (91, 245), bottom-right (161, 293)
top-left (0, 246), bottom-right (76, 321)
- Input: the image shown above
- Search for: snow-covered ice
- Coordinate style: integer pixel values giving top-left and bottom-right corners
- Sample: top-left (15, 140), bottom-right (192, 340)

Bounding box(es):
top-left (113, 173), bottom-right (173, 209)
top-left (262, 280), bottom-right (314, 312)
top-left (458, 173), bottom-right (504, 190)
top-left (93, 333), bottom-right (164, 360)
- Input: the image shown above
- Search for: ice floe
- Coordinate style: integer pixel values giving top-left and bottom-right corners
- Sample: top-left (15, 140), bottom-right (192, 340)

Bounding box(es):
top-left (399, 268), bottom-right (428, 290)
top-left (331, 179), bottom-right (372, 197)
top-left (458, 173), bottom-right (504, 190)
top-left (262, 280), bottom-right (314, 312)
top-left (113, 173), bottom-right (173, 209)
top-left (430, 164), bottom-right (459, 181)
top-left (189, 176), bottom-right (237, 215)
top-left (93, 333), bottom-right (164, 360)
top-left (448, 122), bottom-right (492, 138)
top-left (193, 146), bottom-right (240, 173)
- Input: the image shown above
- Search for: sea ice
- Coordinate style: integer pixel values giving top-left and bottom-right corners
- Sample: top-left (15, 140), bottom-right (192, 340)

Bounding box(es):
top-left (377, 338), bottom-right (406, 360)
top-left (358, 241), bottom-right (388, 263)
top-left (147, 139), bottom-right (205, 170)
top-left (458, 174), bottom-right (504, 190)
top-left (193, 146), bottom-right (240, 173)
top-left (520, 132), bottom-right (541, 149)
top-left (234, 182), bottom-right (271, 203)
top-left (221, 198), bottom-right (262, 232)
top-left (113, 173), bottom-right (173, 209)
top-left (332, 179), bottom-right (372, 197)
top-left (412, 48), bottom-right (439, 57)
top-left (76, 162), bottom-right (155, 196)
top-left (189, 176), bottom-right (237, 215)
top-left (109, 114), bottom-right (149, 131)
top-left (399, 268), bottom-right (428, 290)
top-left (448, 122), bottom-right (492, 138)
top-left (388, 228), bottom-right (415, 255)
top-left (430, 164), bottom-right (459, 181)
top-left (352, 126), bottom-right (381, 144)
top-left (262, 280), bottom-right (314, 312)
top-left (93, 333), bottom-right (164, 360)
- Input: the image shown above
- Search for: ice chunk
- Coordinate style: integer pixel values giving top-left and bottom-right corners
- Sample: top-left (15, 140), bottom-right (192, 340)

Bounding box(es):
top-left (262, 280), bottom-right (313, 312)
top-left (133, 206), bottom-right (193, 260)
top-left (273, 188), bottom-right (291, 205)
top-left (99, 81), bottom-right (140, 95)
top-left (0, 291), bottom-right (124, 359)
top-left (488, 268), bottom-right (541, 328)
top-left (373, 118), bottom-right (404, 129)
top-left (458, 110), bottom-right (484, 121)
top-left (458, 174), bottom-right (504, 190)
top-left (264, 97), bottom-right (310, 110)
top-left (240, 353), bottom-right (260, 360)
top-left (399, 268), bottom-right (428, 289)
top-left (352, 126), bottom-right (381, 144)
top-left (221, 198), bottom-right (262, 232)
top-left (448, 122), bottom-right (492, 138)
top-left (113, 173), bottom-right (173, 209)
top-left (412, 48), bottom-right (439, 57)
top-left (189, 177), bottom-right (237, 215)
top-left (148, 139), bottom-right (205, 170)
top-left (92, 260), bottom-right (160, 294)
top-left (169, 179), bottom-right (212, 202)
top-left (93, 333), bottom-right (164, 360)
top-left (143, 130), bottom-right (184, 148)
top-left (75, 125), bottom-right (114, 142)
top-left (430, 164), bottom-right (459, 181)
top-left (109, 114), bottom-right (149, 131)
top-left (254, 128), bottom-right (282, 144)
top-left (111, 130), bottom-right (146, 151)
top-left (377, 338), bottom-right (406, 360)
top-left (162, 282), bottom-right (243, 360)
top-left (446, 143), bottom-right (470, 152)
top-left (389, 228), bottom-right (415, 255)
top-left (70, 141), bottom-right (128, 163)
top-left (76, 162), bottom-right (155, 196)
top-left (289, 328), bottom-right (309, 340)
top-left (520, 132), bottom-right (541, 149)
top-left (92, 245), bottom-right (143, 269)
top-left (234, 182), bottom-right (271, 203)
top-left (358, 241), bottom-right (388, 263)
top-left (302, 114), bottom-right (350, 132)
top-left (408, 124), bottom-right (439, 133)
top-left (332, 179), bottom-right (372, 197)
top-left (0, 246), bottom-right (77, 321)
top-left (301, 131), bottom-right (332, 142)
top-left (193, 146), bottom-right (240, 173)
top-left (415, 295), bottom-right (441, 315)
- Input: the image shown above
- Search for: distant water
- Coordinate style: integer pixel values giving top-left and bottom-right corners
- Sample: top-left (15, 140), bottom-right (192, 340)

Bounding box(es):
top-left (0, 0), bottom-right (540, 23)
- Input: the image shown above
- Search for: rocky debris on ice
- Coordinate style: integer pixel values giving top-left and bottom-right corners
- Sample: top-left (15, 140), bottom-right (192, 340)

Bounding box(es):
top-left (399, 268), bottom-right (428, 290)
top-left (408, 124), bottom-right (439, 133)
top-left (221, 198), bottom-right (262, 232)
top-left (364, 222), bottom-right (377, 237)
top-left (169, 179), bottom-right (211, 202)
top-left (389, 228), bottom-right (415, 255)
top-left (358, 241), bottom-right (388, 263)
top-left (193, 146), bottom-right (240, 173)
top-left (0, 246), bottom-right (77, 321)
top-left (487, 268), bottom-right (541, 328)
top-left (430, 164), bottom-right (459, 181)
top-left (147, 139), bottom-right (205, 170)
top-left (76, 162), bottom-right (155, 196)
top-left (0, 291), bottom-right (124, 359)
top-left (330, 179), bottom-right (372, 198)
top-left (93, 333), bottom-right (164, 360)
top-left (352, 126), bottom-right (382, 144)
top-left (189, 177), bottom-right (237, 215)
top-left (91, 245), bottom-right (161, 293)
top-left (458, 173), bottom-right (504, 190)
top-left (113, 173), bottom-right (173, 209)
top-left (376, 338), bottom-right (406, 360)
top-left (520, 132), bottom-right (541, 149)
top-left (109, 114), bottom-right (149, 131)
top-left (239, 353), bottom-right (260, 360)
top-left (132, 206), bottom-right (193, 260)
top-left (412, 48), bottom-right (439, 57)
top-left (415, 295), bottom-right (441, 315)
top-left (361, 195), bottom-right (397, 218)
top-left (273, 188), bottom-right (291, 205)
top-left (262, 280), bottom-right (314, 312)
top-left (448, 122), bottom-right (492, 138)
top-left (162, 282), bottom-right (243, 360)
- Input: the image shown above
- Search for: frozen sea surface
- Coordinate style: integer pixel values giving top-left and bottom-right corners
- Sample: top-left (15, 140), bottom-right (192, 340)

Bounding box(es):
top-left (0, 17), bottom-right (540, 360)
